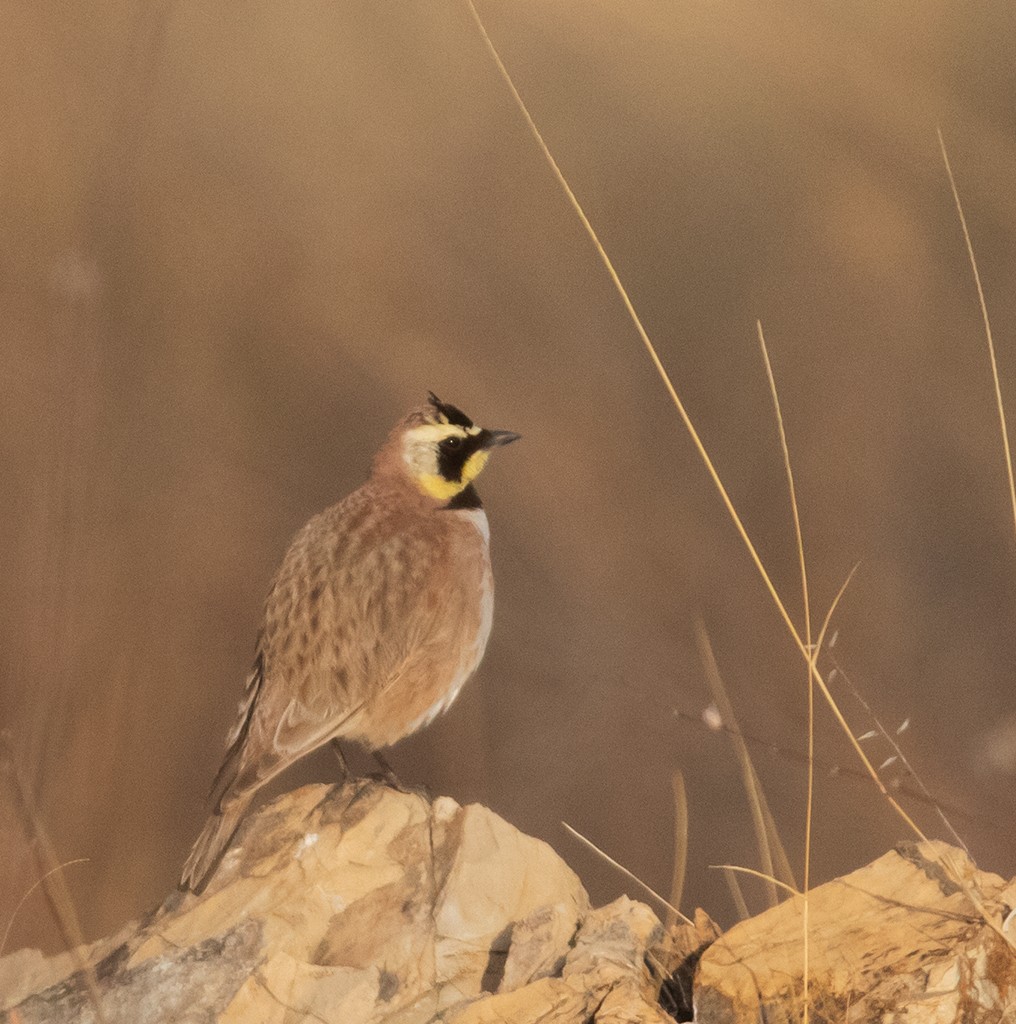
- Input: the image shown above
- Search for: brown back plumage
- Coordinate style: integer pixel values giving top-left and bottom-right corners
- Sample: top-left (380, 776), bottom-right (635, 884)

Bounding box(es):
top-left (180, 397), bottom-right (518, 892)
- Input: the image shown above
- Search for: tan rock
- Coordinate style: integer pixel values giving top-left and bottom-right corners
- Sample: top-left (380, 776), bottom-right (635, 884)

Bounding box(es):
top-left (447, 896), bottom-right (667, 1024)
top-left (9, 787), bottom-right (1010, 1024)
top-left (695, 839), bottom-right (1016, 1023)
top-left (0, 782), bottom-right (665, 1024)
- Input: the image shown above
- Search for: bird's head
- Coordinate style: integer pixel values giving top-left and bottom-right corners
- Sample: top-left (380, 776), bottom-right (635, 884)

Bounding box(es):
top-left (385, 392), bottom-right (520, 504)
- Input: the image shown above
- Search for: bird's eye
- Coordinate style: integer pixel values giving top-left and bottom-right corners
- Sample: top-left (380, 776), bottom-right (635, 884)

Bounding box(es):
top-left (440, 436), bottom-right (463, 452)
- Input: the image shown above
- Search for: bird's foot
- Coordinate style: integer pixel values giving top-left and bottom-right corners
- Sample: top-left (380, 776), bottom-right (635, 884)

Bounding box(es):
top-left (370, 751), bottom-right (432, 800)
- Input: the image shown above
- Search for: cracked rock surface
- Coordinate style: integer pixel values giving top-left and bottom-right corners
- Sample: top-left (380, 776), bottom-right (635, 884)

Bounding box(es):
top-left (694, 840), bottom-right (1016, 1023)
top-left (0, 782), bottom-right (669, 1024)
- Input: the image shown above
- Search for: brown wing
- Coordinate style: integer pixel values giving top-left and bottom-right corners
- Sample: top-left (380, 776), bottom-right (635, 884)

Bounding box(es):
top-left (216, 488), bottom-right (451, 802)
top-left (207, 650), bottom-right (264, 812)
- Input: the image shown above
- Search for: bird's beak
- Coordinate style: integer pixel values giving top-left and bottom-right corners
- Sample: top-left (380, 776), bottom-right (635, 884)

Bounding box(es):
top-left (479, 429), bottom-right (522, 449)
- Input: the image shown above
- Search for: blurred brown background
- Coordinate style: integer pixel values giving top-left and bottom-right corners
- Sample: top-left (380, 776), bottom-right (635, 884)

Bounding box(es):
top-left (3, 0), bottom-right (1016, 954)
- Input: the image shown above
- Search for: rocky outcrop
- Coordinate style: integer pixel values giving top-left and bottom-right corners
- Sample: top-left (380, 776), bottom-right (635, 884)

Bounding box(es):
top-left (0, 782), bottom-right (669, 1024)
top-left (694, 840), bottom-right (1016, 1023)
top-left (4, 783), bottom-right (1015, 1024)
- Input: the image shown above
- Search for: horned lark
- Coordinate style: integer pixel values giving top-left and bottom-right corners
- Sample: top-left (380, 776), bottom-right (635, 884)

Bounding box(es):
top-left (180, 393), bottom-right (520, 893)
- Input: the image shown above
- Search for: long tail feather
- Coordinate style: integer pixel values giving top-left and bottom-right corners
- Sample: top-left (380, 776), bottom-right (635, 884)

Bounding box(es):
top-left (179, 796), bottom-right (252, 894)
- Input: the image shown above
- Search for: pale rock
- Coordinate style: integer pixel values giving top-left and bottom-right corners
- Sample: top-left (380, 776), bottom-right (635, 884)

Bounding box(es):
top-left (500, 902), bottom-right (585, 992)
top-left (8, 787), bottom-right (1012, 1024)
top-left (0, 782), bottom-right (664, 1024)
top-left (694, 839), bottom-right (1016, 1023)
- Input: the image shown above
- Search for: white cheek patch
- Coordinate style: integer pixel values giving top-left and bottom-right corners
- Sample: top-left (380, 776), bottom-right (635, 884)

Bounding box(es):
top-left (401, 422), bottom-right (479, 477)
top-left (402, 438), bottom-right (436, 476)
top-left (401, 426), bottom-right (452, 476)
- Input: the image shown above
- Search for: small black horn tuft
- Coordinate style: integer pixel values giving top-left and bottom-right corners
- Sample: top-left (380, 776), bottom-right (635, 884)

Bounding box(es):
top-left (425, 392), bottom-right (474, 429)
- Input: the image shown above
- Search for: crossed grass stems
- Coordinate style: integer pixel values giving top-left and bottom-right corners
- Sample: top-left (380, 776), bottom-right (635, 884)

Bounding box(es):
top-left (4, 7), bottom-right (1016, 1024)
top-left (463, 0), bottom-right (1016, 1017)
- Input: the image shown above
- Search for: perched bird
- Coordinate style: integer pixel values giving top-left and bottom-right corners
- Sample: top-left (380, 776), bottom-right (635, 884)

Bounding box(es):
top-left (180, 393), bottom-right (520, 893)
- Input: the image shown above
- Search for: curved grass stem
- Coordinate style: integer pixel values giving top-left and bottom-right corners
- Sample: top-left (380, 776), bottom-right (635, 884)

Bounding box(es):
top-left (463, 0), bottom-right (927, 843)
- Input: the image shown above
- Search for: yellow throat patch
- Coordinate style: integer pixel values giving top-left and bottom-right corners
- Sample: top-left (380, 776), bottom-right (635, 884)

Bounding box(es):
top-left (417, 449), bottom-right (490, 500)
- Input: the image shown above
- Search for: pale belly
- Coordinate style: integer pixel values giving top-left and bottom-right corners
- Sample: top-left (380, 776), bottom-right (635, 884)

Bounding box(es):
top-left (351, 507), bottom-right (495, 748)
top-left (404, 570), bottom-right (493, 735)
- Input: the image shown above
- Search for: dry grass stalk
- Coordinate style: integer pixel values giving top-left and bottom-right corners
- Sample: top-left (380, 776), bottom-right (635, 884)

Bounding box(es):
top-left (561, 821), bottom-right (693, 926)
top-left (694, 620), bottom-right (796, 906)
top-left (756, 318), bottom-right (815, 1022)
top-left (937, 127), bottom-right (1016, 544)
top-left (463, 0), bottom-right (925, 844)
top-left (665, 772), bottom-right (689, 931)
top-left (1, 733), bottom-right (108, 1023)
top-left (464, 0), bottom-right (1016, 974)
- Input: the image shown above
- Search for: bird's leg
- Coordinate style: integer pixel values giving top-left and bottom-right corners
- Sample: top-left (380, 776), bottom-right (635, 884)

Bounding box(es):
top-left (330, 739), bottom-right (350, 780)
top-left (372, 751), bottom-right (432, 799)
top-left (371, 750), bottom-right (404, 790)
